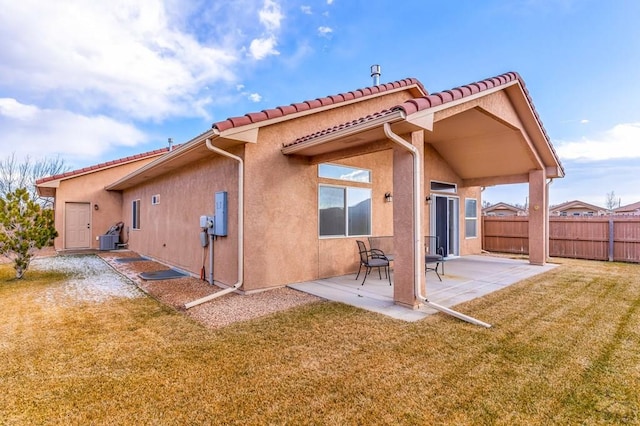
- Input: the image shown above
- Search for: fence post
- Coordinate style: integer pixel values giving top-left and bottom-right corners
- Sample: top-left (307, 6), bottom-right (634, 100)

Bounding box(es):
top-left (608, 217), bottom-right (614, 262)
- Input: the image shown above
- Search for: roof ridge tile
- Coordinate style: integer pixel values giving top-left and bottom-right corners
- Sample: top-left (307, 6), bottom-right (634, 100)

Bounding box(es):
top-left (35, 146), bottom-right (174, 185)
top-left (213, 77), bottom-right (425, 131)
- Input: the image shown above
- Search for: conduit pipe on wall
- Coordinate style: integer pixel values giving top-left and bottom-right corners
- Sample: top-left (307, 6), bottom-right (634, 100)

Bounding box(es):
top-left (383, 123), bottom-right (491, 328)
top-left (184, 139), bottom-right (244, 309)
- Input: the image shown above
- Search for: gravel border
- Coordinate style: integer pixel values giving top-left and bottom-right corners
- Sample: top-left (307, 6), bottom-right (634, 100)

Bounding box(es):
top-left (97, 251), bottom-right (324, 328)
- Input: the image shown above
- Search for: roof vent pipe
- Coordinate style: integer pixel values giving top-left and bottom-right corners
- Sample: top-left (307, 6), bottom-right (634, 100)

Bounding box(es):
top-left (168, 137), bottom-right (173, 152)
top-left (371, 64), bottom-right (381, 86)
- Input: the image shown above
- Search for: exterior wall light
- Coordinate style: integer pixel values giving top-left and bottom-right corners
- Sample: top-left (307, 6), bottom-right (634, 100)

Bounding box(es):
top-left (385, 192), bottom-right (393, 203)
top-left (426, 196), bottom-right (432, 204)
top-left (94, 204), bottom-right (99, 210)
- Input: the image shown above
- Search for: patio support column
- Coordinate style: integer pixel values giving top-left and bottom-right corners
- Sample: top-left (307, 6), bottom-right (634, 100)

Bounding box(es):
top-left (392, 130), bottom-right (426, 309)
top-left (528, 169), bottom-right (547, 265)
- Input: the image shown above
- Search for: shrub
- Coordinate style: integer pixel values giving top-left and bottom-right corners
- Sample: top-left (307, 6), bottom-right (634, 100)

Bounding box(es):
top-left (0, 188), bottom-right (57, 279)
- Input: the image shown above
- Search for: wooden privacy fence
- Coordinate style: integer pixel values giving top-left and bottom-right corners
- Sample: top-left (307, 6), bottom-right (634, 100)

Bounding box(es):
top-left (482, 216), bottom-right (640, 263)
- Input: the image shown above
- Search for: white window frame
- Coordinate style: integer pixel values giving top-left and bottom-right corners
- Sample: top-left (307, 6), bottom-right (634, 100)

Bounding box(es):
top-left (430, 180), bottom-right (457, 194)
top-left (464, 198), bottom-right (478, 239)
top-left (318, 163), bottom-right (372, 183)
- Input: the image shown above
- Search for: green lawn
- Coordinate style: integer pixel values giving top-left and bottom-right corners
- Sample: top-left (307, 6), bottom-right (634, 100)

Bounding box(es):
top-left (1, 258), bottom-right (639, 424)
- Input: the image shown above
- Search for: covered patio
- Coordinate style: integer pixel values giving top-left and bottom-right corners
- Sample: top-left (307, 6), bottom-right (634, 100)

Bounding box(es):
top-left (289, 255), bottom-right (557, 323)
top-left (283, 72), bottom-right (564, 314)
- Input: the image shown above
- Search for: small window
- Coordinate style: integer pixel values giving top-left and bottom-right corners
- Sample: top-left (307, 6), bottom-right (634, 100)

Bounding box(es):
top-left (465, 198), bottom-right (477, 238)
top-left (319, 163), bottom-right (371, 183)
top-left (132, 199), bottom-right (141, 230)
top-left (151, 194), bottom-right (160, 205)
top-left (431, 181), bottom-right (457, 194)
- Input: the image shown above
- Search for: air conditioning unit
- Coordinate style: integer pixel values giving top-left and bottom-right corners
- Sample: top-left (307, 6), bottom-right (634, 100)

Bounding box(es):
top-left (99, 234), bottom-right (119, 250)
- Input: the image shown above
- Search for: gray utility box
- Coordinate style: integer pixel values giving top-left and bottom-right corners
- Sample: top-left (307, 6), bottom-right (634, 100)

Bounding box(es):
top-left (99, 234), bottom-right (119, 251)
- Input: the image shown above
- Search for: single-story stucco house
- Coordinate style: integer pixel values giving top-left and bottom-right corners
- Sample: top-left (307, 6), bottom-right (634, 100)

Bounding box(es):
top-left (613, 201), bottom-right (640, 216)
top-left (550, 200), bottom-right (607, 217)
top-left (482, 202), bottom-right (527, 216)
top-left (37, 71), bottom-right (564, 310)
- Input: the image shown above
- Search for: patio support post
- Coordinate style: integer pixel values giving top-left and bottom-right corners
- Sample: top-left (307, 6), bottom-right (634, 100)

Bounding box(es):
top-left (391, 130), bottom-right (425, 309)
top-left (528, 169), bottom-right (547, 265)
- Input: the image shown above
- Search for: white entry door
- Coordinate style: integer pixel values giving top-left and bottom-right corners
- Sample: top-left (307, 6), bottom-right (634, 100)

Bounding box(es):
top-left (65, 202), bottom-right (91, 249)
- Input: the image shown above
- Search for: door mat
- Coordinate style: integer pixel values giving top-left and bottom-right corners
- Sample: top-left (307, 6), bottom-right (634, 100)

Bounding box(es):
top-left (115, 257), bottom-right (149, 263)
top-left (139, 269), bottom-right (188, 280)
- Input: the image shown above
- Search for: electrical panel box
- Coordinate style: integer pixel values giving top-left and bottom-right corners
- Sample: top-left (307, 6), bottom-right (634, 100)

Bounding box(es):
top-left (214, 191), bottom-right (228, 236)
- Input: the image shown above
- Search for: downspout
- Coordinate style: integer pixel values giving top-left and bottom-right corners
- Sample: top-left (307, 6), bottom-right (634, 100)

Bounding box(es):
top-left (185, 138), bottom-right (244, 309)
top-left (383, 123), bottom-right (491, 328)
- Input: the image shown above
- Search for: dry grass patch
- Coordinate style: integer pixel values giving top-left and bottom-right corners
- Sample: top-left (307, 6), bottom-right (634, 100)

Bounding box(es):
top-left (1, 258), bottom-right (639, 424)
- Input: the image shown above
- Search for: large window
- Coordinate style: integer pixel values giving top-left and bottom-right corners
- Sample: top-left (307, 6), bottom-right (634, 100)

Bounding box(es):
top-left (132, 199), bottom-right (141, 230)
top-left (319, 186), bottom-right (371, 237)
top-left (318, 164), bottom-right (372, 237)
top-left (465, 198), bottom-right (477, 238)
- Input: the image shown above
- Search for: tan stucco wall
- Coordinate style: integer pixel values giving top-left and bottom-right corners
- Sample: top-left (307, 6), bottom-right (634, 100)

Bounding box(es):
top-left (118, 91), bottom-right (416, 291)
top-left (112, 89), bottom-right (482, 292)
top-left (51, 158), bottom-right (158, 250)
top-left (121, 151), bottom-right (240, 286)
top-left (241, 92), bottom-right (410, 291)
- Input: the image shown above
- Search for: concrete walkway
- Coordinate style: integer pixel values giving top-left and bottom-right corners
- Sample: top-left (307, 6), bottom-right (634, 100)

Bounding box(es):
top-left (288, 255), bottom-right (557, 322)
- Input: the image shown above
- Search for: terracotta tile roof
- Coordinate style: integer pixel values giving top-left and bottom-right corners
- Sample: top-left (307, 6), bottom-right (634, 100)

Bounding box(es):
top-left (392, 72), bottom-right (551, 143)
top-left (212, 78), bottom-right (426, 132)
top-left (283, 72), bottom-right (554, 156)
top-left (35, 146), bottom-right (176, 185)
top-left (285, 109), bottom-right (398, 148)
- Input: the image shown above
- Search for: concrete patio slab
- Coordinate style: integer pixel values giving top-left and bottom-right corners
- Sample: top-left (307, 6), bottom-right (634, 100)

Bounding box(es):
top-left (288, 255), bottom-right (557, 322)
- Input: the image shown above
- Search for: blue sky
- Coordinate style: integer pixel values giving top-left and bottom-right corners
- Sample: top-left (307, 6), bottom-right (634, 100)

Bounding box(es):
top-left (1, 0), bottom-right (639, 208)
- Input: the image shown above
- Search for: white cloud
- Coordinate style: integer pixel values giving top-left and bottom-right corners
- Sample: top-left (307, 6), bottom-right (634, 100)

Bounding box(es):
top-left (555, 123), bottom-right (640, 161)
top-left (0, 98), bottom-right (146, 163)
top-left (249, 36), bottom-right (280, 60)
top-left (247, 0), bottom-right (283, 60)
top-left (318, 26), bottom-right (333, 36)
top-left (248, 93), bottom-right (262, 102)
top-left (259, 0), bottom-right (283, 31)
top-left (580, 119), bottom-right (589, 124)
top-left (0, 1), bottom-right (238, 121)
top-left (301, 5), bottom-right (312, 14)
top-left (327, 0), bottom-right (334, 4)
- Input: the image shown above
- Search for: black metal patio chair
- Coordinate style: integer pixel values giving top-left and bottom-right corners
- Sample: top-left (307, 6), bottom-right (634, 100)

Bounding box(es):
top-left (356, 240), bottom-right (392, 286)
top-left (425, 236), bottom-right (446, 281)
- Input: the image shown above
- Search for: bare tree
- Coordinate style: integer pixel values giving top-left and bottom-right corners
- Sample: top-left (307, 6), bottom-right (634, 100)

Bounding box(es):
top-left (605, 191), bottom-right (618, 211)
top-left (0, 153), bottom-right (69, 207)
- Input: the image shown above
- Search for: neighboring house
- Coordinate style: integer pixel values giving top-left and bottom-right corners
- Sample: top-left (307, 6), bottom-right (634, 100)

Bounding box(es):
top-left (613, 201), bottom-right (640, 215)
top-left (550, 200), bottom-right (607, 217)
top-left (482, 202), bottom-right (527, 216)
top-left (36, 148), bottom-right (172, 250)
top-left (37, 71), bottom-right (564, 309)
